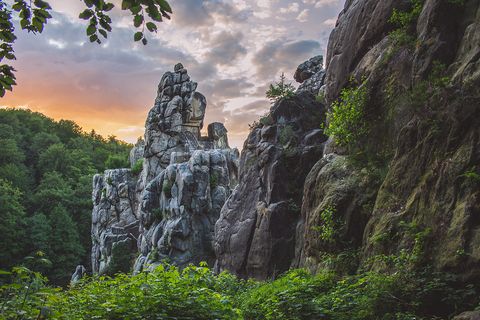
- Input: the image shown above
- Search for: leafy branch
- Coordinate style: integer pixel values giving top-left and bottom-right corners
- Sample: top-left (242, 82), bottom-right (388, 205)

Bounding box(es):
top-left (0, 0), bottom-right (172, 97)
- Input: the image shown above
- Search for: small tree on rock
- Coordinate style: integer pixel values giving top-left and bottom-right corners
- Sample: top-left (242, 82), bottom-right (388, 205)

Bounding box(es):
top-left (266, 73), bottom-right (295, 104)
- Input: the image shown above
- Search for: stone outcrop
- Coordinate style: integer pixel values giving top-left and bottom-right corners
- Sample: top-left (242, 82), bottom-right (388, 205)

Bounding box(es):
top-left (294, 55), bottom-right (326, 94)
top-left (91, 169), bottom-right (139, 275)
top-left (129, 138), bottom-right (145, 167)
top-left (296, 0), bottom-right (480, 283)
top-left (90, 64), bottom-right (238, 275)
top-left (214, 88), bottom-right (327, 279)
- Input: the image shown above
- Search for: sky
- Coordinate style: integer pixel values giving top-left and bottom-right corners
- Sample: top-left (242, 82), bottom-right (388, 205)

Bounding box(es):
top-left (1, 0), bottom-right (345, 149)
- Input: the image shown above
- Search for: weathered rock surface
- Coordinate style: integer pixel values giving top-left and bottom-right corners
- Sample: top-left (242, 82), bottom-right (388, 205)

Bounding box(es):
top-left (90, 65), bottom-right (238, 275)
top-left (293, 154), bottom-right (379, 274)
top-left (134, 148), bottom-right (238, 272)
top-left (295, 55), bottom-right (326, 94)
top-left (214, 91), bottom-right (327, 279)
top-left (91, 169), bottom-right (139, 275)
top-left (454, 311), bottom-right (480, 320)
top-left (71, 265), bottom-right (86, 284)
top-left (296, 0), bottom-right (480, 283)
top-left (129, 138), bottom-right (145, 167)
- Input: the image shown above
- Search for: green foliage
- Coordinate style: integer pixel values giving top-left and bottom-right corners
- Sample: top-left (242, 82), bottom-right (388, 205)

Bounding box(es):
top-left (241, 269), bottom-right (336, 320)
top-left (325, 78), bottom-right (369, 149)
top-left (105, 153), bottom-right (129, 169)
top-left (0, 0), bottom-right (172, 97)
top-left (462, 168), bottom-right (480, 185)
top-left (50, 264), bottom-right (242, 319)
top-left (0, 179), bottom-right (26, 267)
top-left (0, 260), bottom-right (478, 320)
top-left (162, 180), bottom-right (173, 197)
top-left (312, 205), bottom-right (338, 243)
top-left (266, 73), bottom-right (295, 104)
top-left (259, 113), bottom-right (274, 126)
top-left (210, 173), bottom-right (219, 189)
top-left (131, 159), bottom-right (143, 175)
top-left (0, 109), bottom-right (131, 285)
top-left (388, 0), bottom-right (424, 47)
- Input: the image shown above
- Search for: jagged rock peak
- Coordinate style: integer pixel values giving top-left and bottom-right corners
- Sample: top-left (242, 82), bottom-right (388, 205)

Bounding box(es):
top-left (294, 55), bottom-right (323, 83)
top-left (88, 63), bottom-right (239, 277)
top-left (294, 55), bottom-right (326, 94)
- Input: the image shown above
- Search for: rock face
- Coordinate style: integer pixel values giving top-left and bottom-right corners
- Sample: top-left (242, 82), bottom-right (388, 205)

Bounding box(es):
top-left (90, 65), bottom-right (238, 275)
top-left (296, 0), bottom-right (480, 282)
top-left (91, 169), bottom-right (139, 275)
top-left (294, 55), bottom-right (326, 94)
top-left (214, 89), bottom-right (327, 279)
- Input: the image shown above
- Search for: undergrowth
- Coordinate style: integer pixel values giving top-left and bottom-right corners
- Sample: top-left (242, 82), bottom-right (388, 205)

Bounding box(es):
top-left (1, 255), bottom-right (477, 320)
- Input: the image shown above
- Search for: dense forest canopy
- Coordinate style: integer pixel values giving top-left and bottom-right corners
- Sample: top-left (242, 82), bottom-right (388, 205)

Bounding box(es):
top-left (0, 108), bottom-right (131, 284)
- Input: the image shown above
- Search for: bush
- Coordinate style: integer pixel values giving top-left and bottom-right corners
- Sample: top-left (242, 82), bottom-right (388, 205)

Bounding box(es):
top-left (131, 159), bottom-right (143, 175)
top-left (388, 0), bottom-right (424, 47)
top-left (325, 79), bottom-right (369, 149)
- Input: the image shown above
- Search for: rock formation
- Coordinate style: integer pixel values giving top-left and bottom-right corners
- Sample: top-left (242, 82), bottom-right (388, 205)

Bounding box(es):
top-left (214, 69), bottom-right (328, 278)
top-left (91, 169), bottom-right (139, 275)
top-left (295, 0), bottom-right (480, 283)
top-left (294, 55), bottom-right (326, 94)
top-left (90, 64), bottom-right (238, 275)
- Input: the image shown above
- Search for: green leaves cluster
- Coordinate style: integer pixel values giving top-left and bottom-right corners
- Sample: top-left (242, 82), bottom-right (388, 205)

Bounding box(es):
top-left (388, 0), bottom-right (424, 47)
top-left (312, 205), bottom-right (338, 243)
top-left (266, 73), bottom-right (296, 104)
top-left (324, 78), bottom-right (369, 149)
top-left (0, 0), bottom-right (172, 97)
top-left (78, 0), bottom-right (172, 45)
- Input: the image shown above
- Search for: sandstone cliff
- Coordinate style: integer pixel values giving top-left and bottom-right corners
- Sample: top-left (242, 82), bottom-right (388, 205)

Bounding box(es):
top-left (295, 0), bottom-right (480, 282)
top-left (90, 64), bottom-right (238, 275)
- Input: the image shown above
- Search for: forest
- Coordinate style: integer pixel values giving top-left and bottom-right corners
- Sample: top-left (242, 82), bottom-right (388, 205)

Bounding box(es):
top-left (0, 108), bottom-right (131, 285)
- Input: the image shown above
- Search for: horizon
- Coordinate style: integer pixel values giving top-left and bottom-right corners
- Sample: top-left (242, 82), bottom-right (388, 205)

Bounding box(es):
top-left (0, 0), bottom-right (345, 149)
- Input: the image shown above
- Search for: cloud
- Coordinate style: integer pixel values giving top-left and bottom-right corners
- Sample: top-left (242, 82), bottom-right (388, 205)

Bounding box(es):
top-left (296, 9), bottom-right (310, 22)
top-left (303, 0), bottom-right (339, 8)
top-left (204, 31), bottom-right (247, 66)
top-left (252, 39), bottom-right (321, 80)
top-left (280, 3), bottom-right (300, 13)
top-left (3, 0), bottom-right (345, 148)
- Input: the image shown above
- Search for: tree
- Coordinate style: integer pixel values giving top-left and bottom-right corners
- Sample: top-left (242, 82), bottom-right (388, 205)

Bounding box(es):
top-left (0, 179), bottom-right (26, 269)
top-left (48, 204), bottom-right (84, 284)
top-left (0, 0), bottom-right (173, 97)
top-left (266, 73), bottom-right (296, 104)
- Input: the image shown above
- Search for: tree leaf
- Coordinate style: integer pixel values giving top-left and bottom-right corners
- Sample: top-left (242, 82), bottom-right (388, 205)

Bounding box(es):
top-left (133, 14), bottom-right (143, 28)
top-left (134, 31), bottom-right (143, 42)
top-left (79, 9), bottom-right (93, 20)
top-left (146, 22), bottom-right (157, 32)
top-left (86, 24), bottom-right (96, 36)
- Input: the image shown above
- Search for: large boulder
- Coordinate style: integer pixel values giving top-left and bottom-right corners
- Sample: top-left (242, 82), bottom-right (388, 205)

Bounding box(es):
top-left (214, 92), bottom-right (327, 279)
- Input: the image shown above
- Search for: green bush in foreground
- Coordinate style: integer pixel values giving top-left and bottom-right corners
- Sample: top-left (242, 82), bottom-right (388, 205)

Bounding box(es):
top-left (0, 261), bottom-right (477, 319)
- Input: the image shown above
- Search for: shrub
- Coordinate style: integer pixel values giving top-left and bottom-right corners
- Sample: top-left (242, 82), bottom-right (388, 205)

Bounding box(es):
top-left (312, 205), bottom-right (338, 243)
top-left (210, 173), bottom-right (219, 189)
top-left (388, 0), bottom-right (424, 47)
top-left (266, 73), bottom-right (295, 104)
top-left (131, 159), bottom-right (143, 175)
top-left (324, 79), bottom-right (369, 149)
top-left (162, 180), bottom-right (173, 197)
